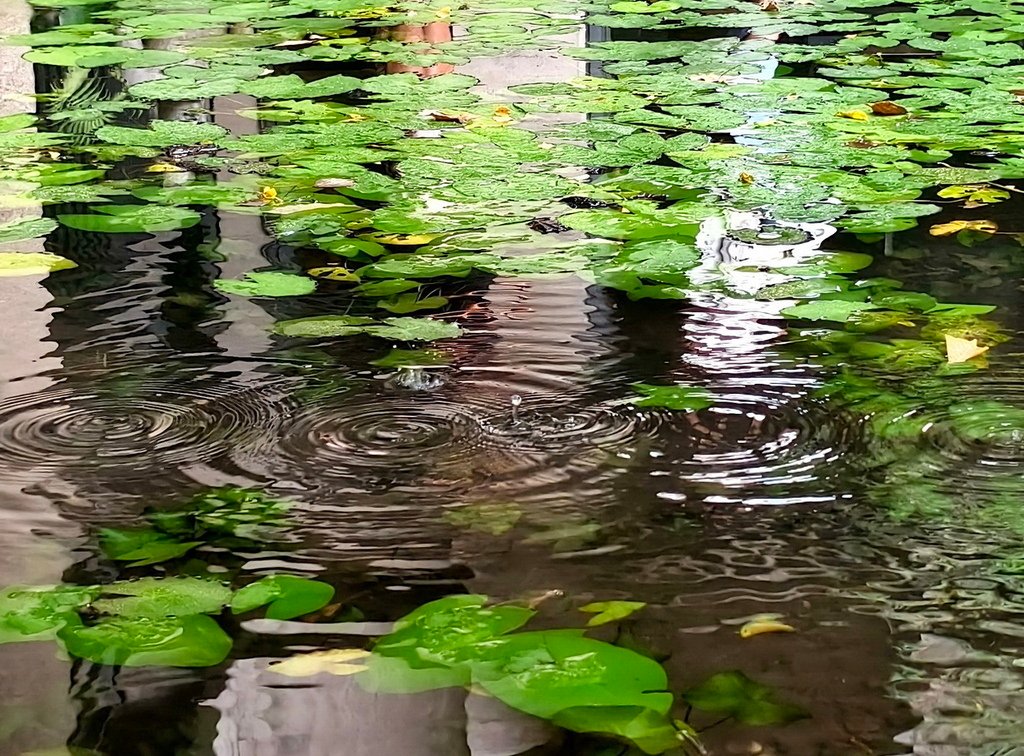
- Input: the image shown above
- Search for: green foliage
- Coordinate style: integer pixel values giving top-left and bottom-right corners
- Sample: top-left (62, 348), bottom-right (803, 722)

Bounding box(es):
top-left (683, 671), bottom-right (807, 726)
top-left (357, 596), bottom-right (685, 753)
top-left (101, 487), bottom-right (291, 566)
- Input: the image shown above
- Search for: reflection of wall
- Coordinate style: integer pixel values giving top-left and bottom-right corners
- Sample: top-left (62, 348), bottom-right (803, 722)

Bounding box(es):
top-left (0, 3), bottom-right (79, 753)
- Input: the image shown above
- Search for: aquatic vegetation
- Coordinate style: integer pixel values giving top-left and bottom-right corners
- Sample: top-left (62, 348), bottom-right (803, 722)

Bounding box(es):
top-left (2, 0), bottom-right (1024, 750)
top-left (0, 574), bottom-right (334, 666)
top-left (101, 487), bottom-right (291, 566)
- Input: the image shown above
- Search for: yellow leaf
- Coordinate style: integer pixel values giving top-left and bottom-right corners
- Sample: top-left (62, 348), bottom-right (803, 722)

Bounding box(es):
top-left (147, 162), bottom-right (184, 173)
top-left (945, 334), bottom-right (989, 364)
top-left (739, 619), bottom-right (796, 638)
top-left (929, 219), bottom-right (998, 237)
top-left (307, 266), bottom-right (360, 282)
top-left (837, 109), bottom-right (869, 121)
top-left (267, 648), bottom-right (370, 677)
top-left (739, 172), bottom-right (755, 185)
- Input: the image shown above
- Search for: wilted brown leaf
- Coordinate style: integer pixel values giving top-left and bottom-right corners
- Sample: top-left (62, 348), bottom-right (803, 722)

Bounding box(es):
top-left (870, 100), bottom-right (908, 116)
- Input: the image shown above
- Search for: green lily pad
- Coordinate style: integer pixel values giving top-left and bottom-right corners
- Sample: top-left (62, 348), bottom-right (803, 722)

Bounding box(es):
top-left (580, 600), bottom-right (647, 627)
top-left (0, 218), bottom-right (58, 243)
top-left (631, 384), bottom-right (713, 411)
top-left (214, 271), bottom-right (316, 297)
top-left (59, 206), bottom-right (202, 233)
top-left (58, 614), bottom-right (232, 667)
top-left (0, 585), bottom-right (96, 644)
top-left (91, 577), bottom-right (231, 619)
top-left (96, 120), bottom-right (228, 148)
top-left (781, 300), bottom-right (878, 322)
top-left (231, 575), bottom-right (335, 620)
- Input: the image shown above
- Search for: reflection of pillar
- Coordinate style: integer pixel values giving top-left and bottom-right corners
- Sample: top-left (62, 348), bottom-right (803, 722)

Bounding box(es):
top-left (207, 657), bottom-right (557, 756)
top-left (0, 3), bottom-right (79, 752)
top-left (457, 26), bottom-right (610, 398)
top-left (211, 94), bottom-right (279, 362)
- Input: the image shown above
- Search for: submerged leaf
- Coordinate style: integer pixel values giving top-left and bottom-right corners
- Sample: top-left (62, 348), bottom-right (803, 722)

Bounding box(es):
top-left (580, 601), bottom-right (646, 627)
top-left (683, 671), bottom-right (807, 726)
top-left (268, 648), bottom-right (370, 677)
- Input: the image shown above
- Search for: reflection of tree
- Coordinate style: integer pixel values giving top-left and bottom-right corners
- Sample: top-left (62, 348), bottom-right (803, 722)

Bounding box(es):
top-left (385, 22), bottom-right (455, 77)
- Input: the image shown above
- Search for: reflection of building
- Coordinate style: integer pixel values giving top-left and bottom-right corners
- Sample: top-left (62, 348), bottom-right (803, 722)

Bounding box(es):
top-left (0, 3), bottom-right (79, 753)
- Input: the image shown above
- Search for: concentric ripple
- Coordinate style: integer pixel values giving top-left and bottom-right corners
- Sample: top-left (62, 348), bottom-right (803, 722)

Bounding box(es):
top-left (0, 382), bottom-right (285, 481)
top-left (265, 393), bottom-right (665, 493)
top-left (647, 392), bottom-right (863, 505)
top-left (271, 397), bottom-right (493, 489)
top-left (481, 401), bottom-right (659, 453)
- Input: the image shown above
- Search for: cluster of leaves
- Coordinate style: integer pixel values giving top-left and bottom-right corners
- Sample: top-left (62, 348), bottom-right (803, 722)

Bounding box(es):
top-left (268, 595), bottom-right (805, 754)
top-left (5, 0), bottom-right (1019, 346)
top-left (0, 573), bottom-right (333, 667)
top-left (100, 486), bottom-right (291, 567)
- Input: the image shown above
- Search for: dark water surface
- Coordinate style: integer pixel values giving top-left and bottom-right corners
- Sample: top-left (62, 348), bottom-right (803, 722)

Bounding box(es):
top-left (2, 0), bottom-right (1024, 754)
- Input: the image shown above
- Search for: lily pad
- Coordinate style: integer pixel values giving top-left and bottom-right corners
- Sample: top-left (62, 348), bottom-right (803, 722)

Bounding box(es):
top-left (58, 614), bottom-right (232, 667)
top-left (214, 271), bottom-right (316, 297)
top-left (231, 575), bottom-right (335, 620)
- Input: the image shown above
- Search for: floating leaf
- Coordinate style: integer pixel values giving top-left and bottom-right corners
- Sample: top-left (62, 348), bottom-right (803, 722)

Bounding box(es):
top-left (0, 253), bottom-right (77, 277)
top-left (96, 121), bottom-right (227, 148)
top-left (929, 219), bottom-right (998, 237)
top-left (630, 384), bottom-right (712, 411)
top-left (580, 601), bottom-right (646, 627)
top-left (100, 528), bottom-right (201, 568)
top-left (0, 217), bottom-right (58, 243)
top-left (231, 575), bottom-right (334, 620)
top-left (214, 271), bottom-right (316, 297)
top-left (367, 317), bottom-right (462, 342)
top-left (59, 206), bottom-right (201, 233)
top-left (780, 300), bottom-right (878, 323)
top-left (945, 335), bottom-right (989, 364)
top-left (91, 577), bottom-right (231, 619)
top-left (58, 614), bottom-right (231, 667)
top-left (870, 101), bottom-right (908, 116)
top-left (739, 616), bottom-right (796, 638)
top-left (0, 585), bottom-right (95, 644)
top-left (472, 630), bottom-right (673, 720)
top-left (273, 315), bottom-right (378, 338)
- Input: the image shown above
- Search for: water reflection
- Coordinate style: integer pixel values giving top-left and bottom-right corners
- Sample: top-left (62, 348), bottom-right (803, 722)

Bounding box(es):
top-left (2, 1), bottom-right (1024, 755)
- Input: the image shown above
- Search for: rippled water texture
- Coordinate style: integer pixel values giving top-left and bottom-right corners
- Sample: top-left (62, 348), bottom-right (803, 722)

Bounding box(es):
top-left (1, 0), bottom-right (1024, 753)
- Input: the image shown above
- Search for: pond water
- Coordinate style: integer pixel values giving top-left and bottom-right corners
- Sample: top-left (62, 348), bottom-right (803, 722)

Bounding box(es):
top-left (2, 0), bottom-right (1024, 753)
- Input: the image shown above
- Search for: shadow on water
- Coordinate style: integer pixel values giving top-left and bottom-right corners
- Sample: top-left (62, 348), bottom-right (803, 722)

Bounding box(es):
top-left (0, 0), bottom-right (1024, 754)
